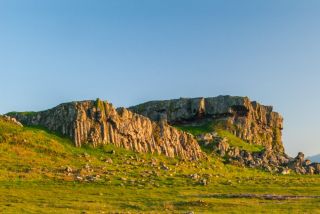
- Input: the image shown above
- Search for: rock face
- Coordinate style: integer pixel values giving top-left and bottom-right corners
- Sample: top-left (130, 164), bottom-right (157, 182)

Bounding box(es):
top-left (130, 96), bottom-right (284, 153)
top-left (7, 99), bottom-right (203, 160)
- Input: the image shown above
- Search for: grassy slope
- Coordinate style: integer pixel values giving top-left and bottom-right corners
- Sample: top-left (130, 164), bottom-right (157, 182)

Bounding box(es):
top-left (0, 118), bottom-right (320, 213)
top-left (175, 121), bottom-right (264, 152)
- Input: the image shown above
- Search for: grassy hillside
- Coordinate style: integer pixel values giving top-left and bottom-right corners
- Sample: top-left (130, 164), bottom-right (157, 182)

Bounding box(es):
top-left (0, 117), bottom-right (320, 213)
top-left (175, 121), bottom-right (264, 152)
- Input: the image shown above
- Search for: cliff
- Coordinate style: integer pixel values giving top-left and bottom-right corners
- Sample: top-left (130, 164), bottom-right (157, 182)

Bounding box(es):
top-left (7, 99), bottom-right (203, 160)
top-left (129, 96), bottom-right (284, 153)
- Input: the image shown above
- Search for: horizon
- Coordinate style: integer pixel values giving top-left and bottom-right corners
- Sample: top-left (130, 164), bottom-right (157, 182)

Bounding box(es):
top-left (1, 0), bottom-right (320, 157)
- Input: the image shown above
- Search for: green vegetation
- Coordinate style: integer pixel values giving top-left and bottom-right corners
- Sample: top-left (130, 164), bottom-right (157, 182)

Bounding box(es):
top-left (0, 117), bottom-right (320, 213)
top-left (175, 121), bottom-right (214, 136)
top-left (95, 98), bottom-right (104, 110)
top-left (6, 111), bottom-right (36, 116)
top-left (175, 121), bottom-right (264, 152)
top-left (216, 129), bottom-right (264, 152)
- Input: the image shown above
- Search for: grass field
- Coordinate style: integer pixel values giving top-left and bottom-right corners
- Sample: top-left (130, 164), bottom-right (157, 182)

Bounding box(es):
top-left (0, 118), bottom-right (320, 213)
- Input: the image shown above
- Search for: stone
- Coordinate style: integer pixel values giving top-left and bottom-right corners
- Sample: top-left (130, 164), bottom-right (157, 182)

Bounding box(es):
top-left (305, 159), bottom-right (312, 166)
top-left (280, 168), bottom-right (291, 175)
top-left (196, 132), bottom-right (217, 144)
top-left (75, 176), bottom-right (83, 181)
top-left (310, 163), bottom-right (320, 174)
top-left (215, 138), bottom-right (229, 157)
top-left (189, 173), bottom-right (200, 180)
top-left (307, 166), bottom-right (315, 175)
top-left (65, 166), bottom-right (73, 173)
top-left (160, 162), bottom-right (170, 171)
top-left (227, 147), bottom-right (240, 157)
top-left (151, 158), bottom-right (158, 166)
top-left (199, 178), bottom-right (208, 186)
top-left (296, 152), bottom-right (305, 163)
top-left (104, 158), bottom-right (113, 164)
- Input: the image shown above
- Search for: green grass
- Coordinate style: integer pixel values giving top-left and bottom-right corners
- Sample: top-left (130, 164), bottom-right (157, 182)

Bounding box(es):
top-left (6, 111), bottom-right (36, 116)
top-left (0, 117), bottom-right (320, 213)
top-left (216, 129), bottom-right (264, 152)
top-left (175, 121), bottom-right (264, 152)
top-left (175, 122), bottom-right (214, 136)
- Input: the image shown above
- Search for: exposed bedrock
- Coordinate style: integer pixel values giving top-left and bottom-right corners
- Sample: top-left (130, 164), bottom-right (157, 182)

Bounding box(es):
top-left (7, 100), bottom-right (203, 160)
top-left (129, 96), bottom-right (284, 153)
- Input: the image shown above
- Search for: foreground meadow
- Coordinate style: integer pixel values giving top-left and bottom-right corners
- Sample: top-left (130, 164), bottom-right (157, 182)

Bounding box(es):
top-left (0, 118), bottom-right (319, 213)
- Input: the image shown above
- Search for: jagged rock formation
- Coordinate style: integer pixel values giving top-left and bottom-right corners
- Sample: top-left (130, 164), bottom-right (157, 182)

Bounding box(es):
top-left (130, 96), bottom-right (284, 153)
top-left (7, 100), bottom-right (203, 160)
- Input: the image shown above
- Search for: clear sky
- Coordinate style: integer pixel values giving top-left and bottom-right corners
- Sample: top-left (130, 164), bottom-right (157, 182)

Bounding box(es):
top-left (1, 0), bottom-right (320, 157)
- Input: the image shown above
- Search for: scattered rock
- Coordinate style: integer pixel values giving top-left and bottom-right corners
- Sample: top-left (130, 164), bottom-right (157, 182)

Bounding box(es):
top-left (215, 138), bottom-right (229, 157)
top-left (189, 173), bottom-right (200, 180)
top-left (65, 166), bottom-right (73, 173)
top-left (280, 168), bottom-right (291, 175)
top-left (199, 178), bottom-right (208, 186)
top-left (160, 162), bottom-right (169, 171)
top-left (75, 176), bottom-right (83, 181)
top-left (85, 174), bottom-right (100, 182)
top-left (104, 157), bottom-right (113, 164)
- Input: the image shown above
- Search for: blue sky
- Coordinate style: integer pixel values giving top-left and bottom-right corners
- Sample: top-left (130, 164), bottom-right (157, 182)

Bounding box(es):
top-left (1, 0), bottom-right (320, 156)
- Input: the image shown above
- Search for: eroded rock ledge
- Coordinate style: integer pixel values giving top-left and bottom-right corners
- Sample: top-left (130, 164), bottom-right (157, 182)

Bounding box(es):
top-left (8, 100), bottom-right (203, 160)
top-left (130, 96), bottom-right (284, 153)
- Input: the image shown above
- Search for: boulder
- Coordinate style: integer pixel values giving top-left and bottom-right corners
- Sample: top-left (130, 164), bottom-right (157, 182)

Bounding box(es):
top-left (280, 168), bottom-right (291, 175)
top-left (310, 163), bottom-right (320, 174)
top-left (215, 138), bottom-right (229, 157)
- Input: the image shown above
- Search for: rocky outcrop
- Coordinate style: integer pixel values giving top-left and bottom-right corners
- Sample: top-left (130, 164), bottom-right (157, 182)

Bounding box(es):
top-left (130, 96), bottom-right (284, 153)
top-left (196, 132), bottom-right (319, 175)
top-left (7, 99), bottom-right (203, 160)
